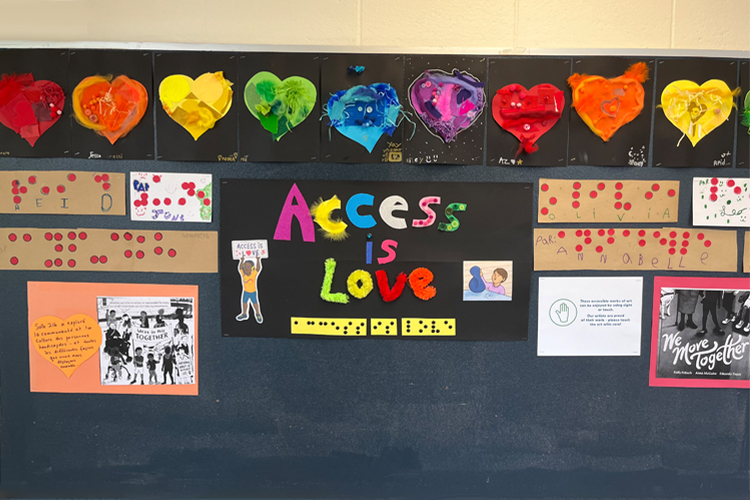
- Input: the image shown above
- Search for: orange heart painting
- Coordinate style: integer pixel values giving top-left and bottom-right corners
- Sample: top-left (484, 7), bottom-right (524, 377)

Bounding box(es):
top-left (72, 75), bottom-right (148, 144)
top-left (568, 63), bottom-right (649, 141)
top-left (30, 313), bottom-right (101, 378)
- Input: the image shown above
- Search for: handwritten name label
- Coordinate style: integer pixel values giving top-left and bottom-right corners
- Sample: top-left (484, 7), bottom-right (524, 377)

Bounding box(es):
top-left (31, 314), bottom-right (101, 377)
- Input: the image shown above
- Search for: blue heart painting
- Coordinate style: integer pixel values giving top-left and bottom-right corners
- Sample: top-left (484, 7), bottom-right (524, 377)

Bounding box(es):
top-left (326, 83), bottom-right (402, 153)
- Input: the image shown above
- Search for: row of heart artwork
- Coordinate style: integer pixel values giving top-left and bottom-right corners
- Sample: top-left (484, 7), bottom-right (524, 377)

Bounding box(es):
top-left (0, 64), bottom-right (747, 154)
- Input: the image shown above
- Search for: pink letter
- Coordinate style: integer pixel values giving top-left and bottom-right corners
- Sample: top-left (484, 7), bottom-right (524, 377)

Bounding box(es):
top-left (377, 239), bottom-right (398, 264)
top-left (412, 196), bottom-right (441, 227)
top-left (273, 183), bottom-right (315, 242)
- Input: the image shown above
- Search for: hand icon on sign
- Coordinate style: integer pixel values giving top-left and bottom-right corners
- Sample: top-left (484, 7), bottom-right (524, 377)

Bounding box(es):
top-left (549, 299), bottom-right (576, 327)
top-left (555, 302), bottom-right (570, 324)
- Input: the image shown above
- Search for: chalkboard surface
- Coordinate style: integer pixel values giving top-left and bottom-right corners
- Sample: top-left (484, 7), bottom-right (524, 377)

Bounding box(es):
top-left (0, 52), bottom-right (748, 500)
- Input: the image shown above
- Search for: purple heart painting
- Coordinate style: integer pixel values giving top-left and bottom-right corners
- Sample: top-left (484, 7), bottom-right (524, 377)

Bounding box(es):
top-left (409, 69), bottom-right (486, 143)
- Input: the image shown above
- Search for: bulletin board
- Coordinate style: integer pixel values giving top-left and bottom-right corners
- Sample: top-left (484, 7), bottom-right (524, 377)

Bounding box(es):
top-left (0, 46), bottom-right (748, 499)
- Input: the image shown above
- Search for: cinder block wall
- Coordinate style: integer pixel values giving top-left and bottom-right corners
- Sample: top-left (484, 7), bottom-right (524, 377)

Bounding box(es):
top-left (0, 0), bottom-right (747, 51)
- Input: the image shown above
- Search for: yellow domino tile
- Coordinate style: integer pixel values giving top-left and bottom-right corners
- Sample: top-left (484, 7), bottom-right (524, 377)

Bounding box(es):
top-left (290, 317), bottom-right (367, 336)
top-left (370, 318), bottom-right (397, 336)
top-left (401, 318), bottom-right (456, 336)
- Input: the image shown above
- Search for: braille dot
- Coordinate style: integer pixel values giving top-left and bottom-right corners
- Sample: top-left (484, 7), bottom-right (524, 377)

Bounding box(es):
top-left (90, 255), bottom-right (99, 264)
top-left (607, 237), bottom-right (614, 244)
top-left (668, 248), bottom-right (676, 255)
top-left (667, 189), bottom-right (676, 197)
top-left (137, 235), bottom-right (145, 244)
top-left (541, 183), bottom-right (549, 191)
top-left (168, 249), bottom-right (177, 257)
top-left (111, 233), bottom-right (119, 241)
top-left (541, 207), bottom-right (549, 215)
top-left (669, 240), bottom-right (677, 247)
top-left (576, 230), bottom-right (583, 237)
top-left (68, 244), bottom-right (77, 252)
top-left (697, 233), bottom-right (705, 241)
top-left (615, 182), bottom-right (623, 190)
top-left (572, 191), bottom-right (580, 199)
top-left (28, 176), bottom-right (37, 184)
top-left (124, 232), bottom-right (133, 241)
top-left (710, 178), bottom-right (718, 185)
top-left (558, 231), bottom-right (565, 238)
top-left (136, 250), bottom-right (145, 259)
top-left (575, 244), bottom-right (583, 252)
top-left (590, 191), bottom-right (597, 198)
top-left (584, 237), bottom-right (592, 245)
top-left (660, 238), bottom-right (667, 246)
top-left (597, 182), bottom-right (605, 190)
top-left (573, 182), bottom-right (581, 189)
top-left (68, 259), bottom-right (76, 268)
top-left (10, 257), bottom-right (18, 265)
top-left (638, 230), bottom-right (646, 237)
top-left (683, 232), bottom-right (690, 239)
top-left (645, 192), bottom-right (653, 200)
top-left (572, 201), bottom-right (580, 209)
top-left (680, 248), bottom-right (687, 255)
top-left (598, 229), bottom-right (605, 236)
top-left (54, 244), bottom-right (63, 252)
top-left (54, 258), bottom-right (62, 267)
top-left (615, 192), bottom-right (623, 200)
top-left (704, 240), bottom-right (711, 248)
top-left (54, 233), bottom-right (62, 241)
top-left (624, 203), bottom-right (631, 210)
top-left (682, 240), bottom-right (689, 247)
top-left (44, 260), bottom-right (53, 268)
top-left (67, 173), bottom-right (77, 182)
top-left (8, 233), bottom-right (17, 242)
top-left (638, 240), bottom-right (646, 247)
top-left (614, 202), bottom-right (622, 209)
top-left (584, 230), bottom-right (591, 237)
top-left (124, 250), bottom-right (133, 258)
top-left (56, 185), bottom-right (65, 193)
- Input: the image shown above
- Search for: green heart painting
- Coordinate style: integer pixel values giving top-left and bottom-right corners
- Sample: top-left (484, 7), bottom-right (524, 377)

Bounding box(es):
top-left (244, 72), bottom-right (317, 141)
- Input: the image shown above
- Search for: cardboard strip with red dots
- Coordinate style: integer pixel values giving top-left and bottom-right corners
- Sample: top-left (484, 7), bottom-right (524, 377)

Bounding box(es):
top-left (0, 171), bottom-right (125, 215)
top-left (744, 232), bottom-right (749, 273)
top-left (538, 179), bottom-right (680, 223)
top-left (0, 228), bottom-right (217, 272)
top-left (534, 227), bottom-right (737, 272)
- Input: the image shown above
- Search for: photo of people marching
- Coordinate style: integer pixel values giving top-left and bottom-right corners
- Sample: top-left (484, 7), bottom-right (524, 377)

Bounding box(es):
top-left (96, 296), bottom-right (195, 386)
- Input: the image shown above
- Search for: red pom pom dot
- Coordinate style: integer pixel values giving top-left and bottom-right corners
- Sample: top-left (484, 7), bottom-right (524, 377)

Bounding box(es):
top-left (67, 173), bottom-right (76, 182)
top-left (575, 245), bottom-right (583, 252)
top-left (667, 189), bottom-right (676, 197)
top-left (573, 182), bottom-right (581, 189)
top-left (124, 232), bottom-right (133, 241)
top-left (615, 182), bottom-right (623, 190)
top-left (8, 233), bottom-right (16, 242)
top-left (136, 250), bottom-right (145, 259)
top-left (56, 185), bottom-right (65, 193)
top-left (10, 257), bottom-right (18, 265)
top-left (54, 258), bottom-right (62, 267)
top-left (590, 191), bottom-right (598, 198)
top-left (44, 259), bottom-right (53, 268)
top-left (67, 259), bottom-right (76, 268)
top-left (541, 207), bottom-right (549, 215)
top-left (624, 202), bottom-right (631, 211)
top-left (558, 231), bottom-right (566, 239)
top-left (645, 192), bottom-right (653, 199)
top-left (572, 201), bottom-right (580, 209)
top-left (28, 176), bottom-right (37, 184)
top-left (111, 232), bottom-right (119, 241)
top-left (100, 255), bottom-right (108, 264)
top-left (168, 249), bottom-right (177, 258)
top-left (155, 232), bottom-right (163, 241)
top-left (124, 250), bottom-right (133, 258)
top-left (638, 230), bottom-right (646, 237)
top-left (704, 240), bottom-right (711, 248)
top-left (155, 246), bottom-right (163, 255)
top-left (597, 182), bottom-right (605, 190)
top-left (638, 240), bottom-right (646, 247)
top-left (90, 255), bottom-right (99, 264)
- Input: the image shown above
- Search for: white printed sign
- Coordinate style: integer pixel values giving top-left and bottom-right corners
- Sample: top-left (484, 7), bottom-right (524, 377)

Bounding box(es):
top-left (130, 172), bottom-right (212, 223)
top-left (692, 177), bottom-right (749, 227)
top-left (538, 277), bottom-right (643, 356)
top-left (232, 240), bottom-right (269, 260)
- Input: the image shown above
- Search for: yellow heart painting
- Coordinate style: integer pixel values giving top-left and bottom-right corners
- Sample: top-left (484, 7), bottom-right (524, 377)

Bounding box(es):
top-left (159, 71), bottom-right (233, 140)
top-left (661, 79), bottom-right (739, 147)
top-left (30, 313), bottom-right (101, 378)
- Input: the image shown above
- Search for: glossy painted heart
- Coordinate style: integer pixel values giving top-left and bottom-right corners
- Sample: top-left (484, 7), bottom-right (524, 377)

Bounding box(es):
top-left (409, 69), bottom-right (485, 143)
top-left (31, 314), bottom-right (101, 378)
top-left (661, 79), bottom-right (737, 147)
top-left (159, 72), bottom-right (233, 140)
top-left (568, 62), bottom-right (648, 141)
top-left (492, 83), bottom-right (564, 156)
top-left (244, 72), bottom-right (316, 141)
top-left (326, 83), bottom-right (402, 152)
top-left (72, 75), bottom-right (148, 145)
top-left (0, 73), bottom-right (65, 146)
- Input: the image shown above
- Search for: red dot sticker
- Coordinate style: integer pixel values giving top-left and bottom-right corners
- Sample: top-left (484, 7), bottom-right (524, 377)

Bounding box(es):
top-left (136, 250), bottom-right (145, 259)
top-left (137, 235), bottom-right (146, 244)
top-left (124, 250), bottom-right (133, 258)
top-left (573, 182), bottom-right (581, 189)
top-left (607, 237), bottom-right (614, 244)
top-left (153, 175), bottom-right (161, 183)
top-left (704, 240), bottom-right (711, 248)
top-left (28, 176), bottom-right (37, 184)
top-left (168, 249), bottom-right (177, 257)
top-left (12, 187), bottom-right (19, 194)
top-left (615, 182), bottom-right (623, 190)
top-left (660, 238), bottom-right (667, 246)
top-left (94, 175), bottom-right (102, 182)
top-left (645, 192), bottom-right (653, 199)
top-left (54, 258), bottom-right (62, 267)
top-left (638, 240), bottom-right (646, 247)
top-left (124, 232), bottom-right (133, 241)
top-left (197, 191), bottom-right (205, 199)
top-left (638, 230), bottom-right (646, 237)
top-left (181, 182), bottom-right (189, 189)
top-left (710, 194), bottom-right (718, 201)
top-left (79, 232), bottom-right (87, 240)
top-left (44, 232), bottom-right (52, 241)
top-left (541, 207), bottom-right (549, 215)
top-left (11, 180), bottom-right (19, 187)
top-left (584, 230), bottom-right (591, 237)
top-left (614, 202), bottom-right (622, 210)
top-left (164, 198), bottom-right (172, 206)
top-left (652, 183), bottom-right (660, 191)
top-left (90, 255), bottom-right (99, 264)
top-left (667, 189), bottom-right (676, 197)
top-left (614, 192), bottom-right (623, 200)
top-left (10, 257), bottom-right (18, 265)
top-left (44, 259), bottom-right (53, 268)
top-left (572, 191), bottom-right (580, 199)
top-left (575, 230), bottom-right (583, 237)
top-left (597, 229), bottom-right (605, 236)
top-left (541, 183), bottom-right (549, 192)
top-left (682, 240), bottom-right (689, 247)
top-left (155, 232), bottom-right (163, 241)
top-left (584, 237), bottom-right (592, 245)
top-left (67, 259), bottom-right (76, 268)
top-left (572, 201), bottom-right (580, 209)
top-left (669, 240), bottom-right (677, 247)
top-left (710, 186), bottom-right (718, 193)
top-left (41, 186), bottom-right (50, 195)
top-left (8, 233), bottom-right (16, 242)
top-left (623, 202), bottom-right (631, 211)
top-left (100, 255), bottom-right (108, 264)
top-left (188, 189), bottom-right (195, 197)
top-left (178, 198), bottom-right (186, 206)
top-left (549, 197), bottom-right (557, 205)
top-left (54, 244), bottom-right (63, 252)
top-left (680, 248), bottom-right (687, 255)
top-left (102, 174), bottom-right (109, 181)
top-left (19, 186), bottom-right (27, 194)
top-left (653, 231), bottom-right (660, 238)
top-left (697, 233), bottom-right (705, 240)
top-left (111, 233), bottom-right (119, 241)
top-left (13, 196), bottom-right (21, 204)
top-left (597, 183), bottom-right (605, 190)
top-left (140, 193), bottom-right (148, 200)
top-left (575, 245), bottom-right (583, 252)
top-left (22, 233), bottom-right (31, 242)
top-left (683, 232), bottom-right (690, 239)
top-left (728, 179), bottom-right (735, 187)
top-left (103, 183), bottom-right (110, 191)
top-left (595, 246), bottom-right (603, 253)
top-left (203, 199), bottom-right (211, 206)
top-left (54, 233), bottom-right (62, 241)
top-left (155, 246), bottom-right (164, 255)
top-left (590, 191), bottom-right (598, 198)
top-left (65, 173), bottom-right (76, 182)
top-left (68, 244), bottom-right (77, 252)
top-left (68, 231), bottom-right (76, 240)
top-left (623, 230), bottom-right (630, 237)
top-left (669, 231), bottom-right (677, 238)
top-left (607, 228), bottom-right (615, 236)
top-left (558, 231), bottom-right (565, 239)
top-left (735, 186), bottom-right (742, 194)
top-left (154, 198), bottom-right (161, 206)
top-left (669, 248), bottom-right (676, 255)
top-left (56, 185), bottom-right (65, 193)
top-left (710, 178), bottom-right (718, 185)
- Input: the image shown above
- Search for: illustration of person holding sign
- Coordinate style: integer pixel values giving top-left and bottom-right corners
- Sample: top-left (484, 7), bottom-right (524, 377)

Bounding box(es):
top-left (236, 255), bottom-right (263, 324)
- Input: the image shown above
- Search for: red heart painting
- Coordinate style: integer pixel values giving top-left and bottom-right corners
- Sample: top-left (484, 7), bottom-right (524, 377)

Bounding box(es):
top-left (492, 83), bottom-right (565, 157)
top-left (0, 73), bottom-right (65, 147)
